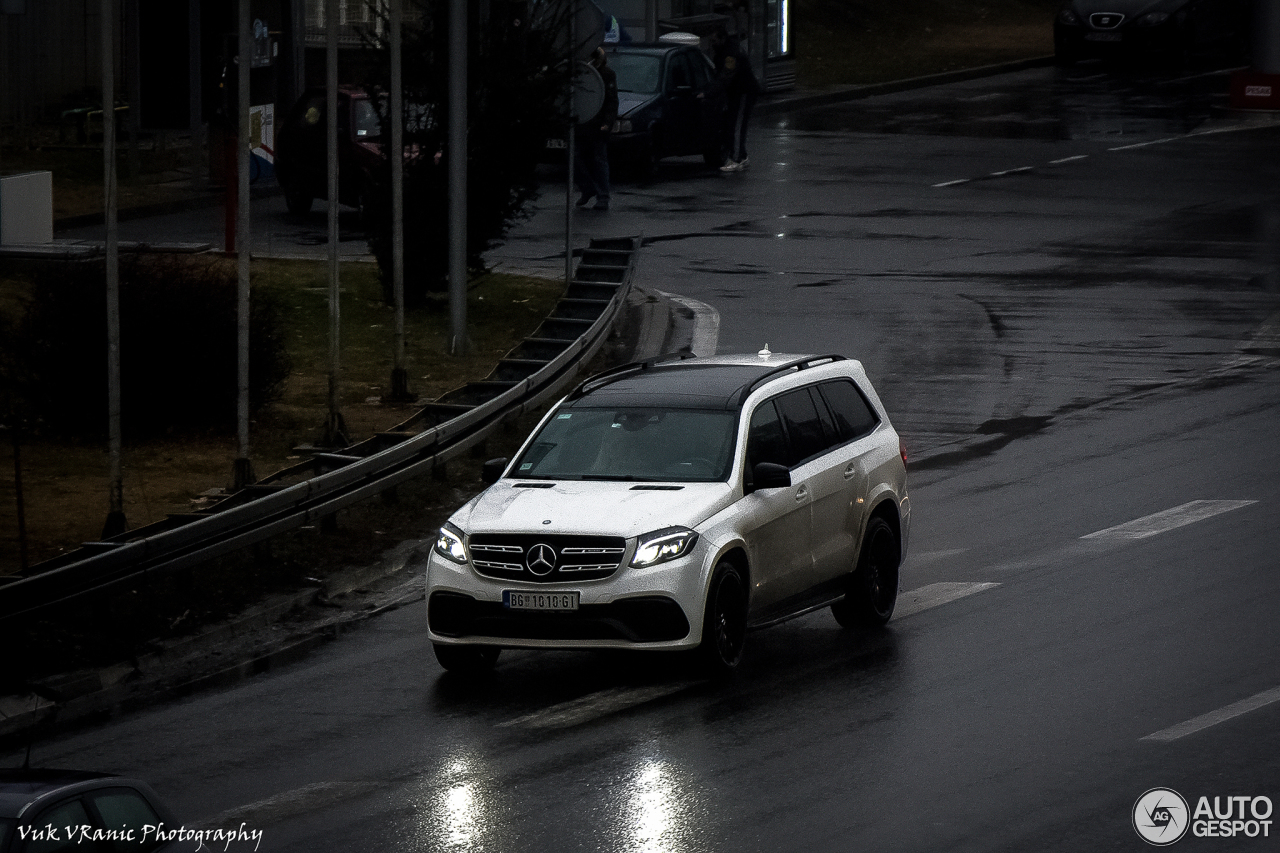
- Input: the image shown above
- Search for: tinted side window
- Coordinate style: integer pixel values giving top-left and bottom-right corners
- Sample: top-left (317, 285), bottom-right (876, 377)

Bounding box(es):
top-left (88, 788), bottom-right (164, 852)
top-left (775, 388), bottom-right (833, 464)
top-left (746, 401), bottom-right (790, 469)
top-left (819, 380), bottom-right (879, 442)
top-left (25, 799), bottom-right (92, 853)
top-left (666, 53), bottom-right (692, 91)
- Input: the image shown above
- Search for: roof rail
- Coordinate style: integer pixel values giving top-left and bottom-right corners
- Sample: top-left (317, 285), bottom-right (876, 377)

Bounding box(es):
top-left (729, 354), bottom-right (847, 405)
top-left (565, 351), bottom-right (697, 400)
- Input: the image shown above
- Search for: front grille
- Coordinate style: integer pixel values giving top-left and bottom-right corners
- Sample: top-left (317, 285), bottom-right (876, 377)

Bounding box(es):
top-left (428, 591), bottom-right (690, 642)
top-left (1089, 12), bottom-right (1125, 29)
top-left (469, 533), bottom-right (627, 582)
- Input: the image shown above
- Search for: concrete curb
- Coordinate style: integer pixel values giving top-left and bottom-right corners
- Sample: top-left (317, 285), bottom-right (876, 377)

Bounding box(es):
top-left (755, 56), bottom-right (1057, 117)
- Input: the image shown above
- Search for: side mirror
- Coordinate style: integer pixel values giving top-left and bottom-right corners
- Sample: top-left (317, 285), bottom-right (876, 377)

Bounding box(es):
top-left (747, 462), bottom-right (791, 494)
top-left (481, 457), bottom-right (509, 485)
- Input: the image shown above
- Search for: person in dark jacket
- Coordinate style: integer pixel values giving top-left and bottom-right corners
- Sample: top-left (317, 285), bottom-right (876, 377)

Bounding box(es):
top-left (710, 26), bottom-right (761, 172)
top-left (575, 47), bottom-right (619, 210)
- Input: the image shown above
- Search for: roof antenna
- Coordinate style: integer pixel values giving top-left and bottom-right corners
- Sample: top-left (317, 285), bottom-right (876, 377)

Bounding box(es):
top-left (757, 344), bottom-right (771, 359)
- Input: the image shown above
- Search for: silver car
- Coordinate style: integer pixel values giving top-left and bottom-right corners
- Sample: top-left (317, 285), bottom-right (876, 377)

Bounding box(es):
top-left (425, 352), bottom-right (911, 674)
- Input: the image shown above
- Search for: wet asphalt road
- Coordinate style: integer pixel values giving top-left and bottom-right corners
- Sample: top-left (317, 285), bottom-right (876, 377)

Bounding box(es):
top-left (19, 63), bottom-right (1280, 851)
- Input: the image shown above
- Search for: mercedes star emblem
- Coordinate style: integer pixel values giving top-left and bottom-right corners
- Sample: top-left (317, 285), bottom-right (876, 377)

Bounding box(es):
top-left (527, 543), bottom-right (557, 576)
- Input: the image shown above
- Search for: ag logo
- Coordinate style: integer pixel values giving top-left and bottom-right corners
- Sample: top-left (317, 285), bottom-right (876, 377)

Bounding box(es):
top-left (526, 543), bottom-right (557, 576)
top-left (1134, 788), bottom-right (1190, 845)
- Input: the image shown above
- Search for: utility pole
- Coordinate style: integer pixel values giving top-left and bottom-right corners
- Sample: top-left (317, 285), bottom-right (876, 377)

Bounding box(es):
top-left (233, 0), bottom-right (255, 489)
top-left (564, 1), bottom-right (576, 289)
top-left (387, 0), bottom-right (414, 401)
top-left (102, 0), bottom-right (126, 539)
top-left (448, 0), bottom-right (468, 355)
top-left (322, 0), bottom-right (348, 446)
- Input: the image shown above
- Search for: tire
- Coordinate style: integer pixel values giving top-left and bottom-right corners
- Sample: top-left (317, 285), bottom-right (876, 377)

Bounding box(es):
top-left (698, 561), bottom-right (748, 675)
top-left (832, 515), bottom-right (900, 629)
top-left (433, 642), bottom-right (500, 674)
top-left (284, 189), bottom-right (313, 216)
top-left (631, 132), bottom-right (659, 180)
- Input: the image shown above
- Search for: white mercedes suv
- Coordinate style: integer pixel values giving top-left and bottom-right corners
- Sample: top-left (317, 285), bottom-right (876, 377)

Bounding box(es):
top-left (425, 351), bottom-right (910, 674)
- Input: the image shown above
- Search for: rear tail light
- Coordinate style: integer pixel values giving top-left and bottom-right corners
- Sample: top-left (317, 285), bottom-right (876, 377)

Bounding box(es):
top-left (900, 439), bottom-right (908, 467)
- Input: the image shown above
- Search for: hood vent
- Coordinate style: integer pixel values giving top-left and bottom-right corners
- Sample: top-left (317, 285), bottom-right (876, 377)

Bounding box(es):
top-left (513, 482), bottom-right (556, 489)
top-left (629, 484), bottom-right (684, 491)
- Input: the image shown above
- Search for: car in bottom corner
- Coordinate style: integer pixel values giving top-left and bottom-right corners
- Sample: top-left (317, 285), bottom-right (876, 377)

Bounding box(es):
top-left (424, 351), bottom-right (911, 675)
top-left (0, 768), bottom-right (201, 851)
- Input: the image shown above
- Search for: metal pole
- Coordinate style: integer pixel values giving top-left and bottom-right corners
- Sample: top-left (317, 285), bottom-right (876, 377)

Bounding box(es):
top-left (233, 0), bottom-right (254, 488)
top-left (388, 0), bottom-right (413, 400)
top-left (102, 0), bottom-right (126, 539)
top-left (564, 1), bottom-right (576, 288)
top-left (323, 0), bottom-right (347, 445)
top-left (448, 0), bottom-right (468, 355)
top-left (188, 0), bottom-right (205, 189)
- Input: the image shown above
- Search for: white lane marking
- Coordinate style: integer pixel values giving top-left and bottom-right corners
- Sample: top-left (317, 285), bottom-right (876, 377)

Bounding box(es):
top-left (1049, 154), bottom-right (1089, 164)
top-left (1141, 685), bottom-right (1280, 742)
top-left (499, 681), bottom-right (698, 730)
top-left (932, 178), bottom-right (970, 188)
top-left (1081, 500), bottom-right (1256, 541)
top-left (200, 780), bottom-right (382, 827)
top-left (989, 166), bottom-right (1033, 177)
top-left (1109, 137), bottom-right (1176, 151)
top-left (895, 582), bottom-right (1000, 619)
top-left (908, 548), bottom-right (970, 567)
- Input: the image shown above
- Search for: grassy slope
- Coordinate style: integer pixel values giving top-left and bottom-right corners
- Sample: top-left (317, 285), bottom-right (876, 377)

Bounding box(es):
top-left (0, 265), bottom-right (562, 576)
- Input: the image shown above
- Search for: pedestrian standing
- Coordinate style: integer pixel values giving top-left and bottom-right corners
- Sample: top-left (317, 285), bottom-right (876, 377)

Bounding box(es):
top-left (711, 26), bottom-right (761, 173)
top-left (575, 47), bottom-right (619, 210)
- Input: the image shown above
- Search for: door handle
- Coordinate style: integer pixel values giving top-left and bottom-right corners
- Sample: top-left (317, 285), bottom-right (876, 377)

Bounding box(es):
top-left (795, 485), bottom-right (808, 501)
top-left (844, 463), bottom-right (857, 480)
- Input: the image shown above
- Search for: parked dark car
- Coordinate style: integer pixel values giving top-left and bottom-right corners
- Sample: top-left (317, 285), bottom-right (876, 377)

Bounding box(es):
top-left (548, 40), bottom-right (728, 175)
top-left (0, 768), bottom-right (200, 852)
top-left (1053, 0), bottom-right (1253, 67)
top-left (274, 86), bottom-right (384, 218)
top-left (610, 41), bottom-right (728, 172)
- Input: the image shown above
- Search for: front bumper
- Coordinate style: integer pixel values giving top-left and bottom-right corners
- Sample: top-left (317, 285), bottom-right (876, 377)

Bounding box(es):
top-left (1054, 20), bottom-right (1184, 60)
top-left (425, 543), bottom-right (710, 651)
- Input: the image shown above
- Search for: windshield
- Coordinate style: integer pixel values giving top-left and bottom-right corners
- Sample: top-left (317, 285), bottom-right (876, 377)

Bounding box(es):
top-left (611, 53), bottom-right (662, 95)
top-left (513, 407), bottom-right (737, 482)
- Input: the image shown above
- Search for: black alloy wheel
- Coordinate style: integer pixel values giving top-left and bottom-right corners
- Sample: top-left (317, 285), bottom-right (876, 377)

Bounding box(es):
top-left (832, 515), bottom-right (900, 629)
top-left (433, 642), bottom-right (500, 674)
top-left (699, 561), bottom-right (748, 674)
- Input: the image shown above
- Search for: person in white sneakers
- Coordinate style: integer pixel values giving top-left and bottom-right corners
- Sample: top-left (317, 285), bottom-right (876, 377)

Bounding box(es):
top-left (710, 26), bottom-right (761, 173)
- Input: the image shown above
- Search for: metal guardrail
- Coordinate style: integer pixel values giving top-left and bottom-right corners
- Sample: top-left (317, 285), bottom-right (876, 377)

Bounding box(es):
top-left (0, 236), bottom-right (643, 623)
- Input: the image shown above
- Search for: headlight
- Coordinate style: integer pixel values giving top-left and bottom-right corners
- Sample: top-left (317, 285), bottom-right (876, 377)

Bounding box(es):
top-left (630, 526), bottom-right (699, 568)
top-left (1056, 9), bottom-right (1081, 25)
top-left (1136, 12), bottom-right (1169, 26)
top-left (434, 522), bottom-right (469, 564)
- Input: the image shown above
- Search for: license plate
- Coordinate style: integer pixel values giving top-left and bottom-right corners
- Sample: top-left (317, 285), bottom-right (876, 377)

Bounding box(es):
top-left (1085, 32), bottom-right (1122, 42)
top-left (504, 590), bottom-right (579, 611)
top-left (546, 138), bottom-right (566, 149)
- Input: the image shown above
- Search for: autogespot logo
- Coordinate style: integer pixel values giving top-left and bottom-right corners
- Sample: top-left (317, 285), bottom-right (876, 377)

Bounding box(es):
top-left (1134, 788), bottom-right (1190, 846)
